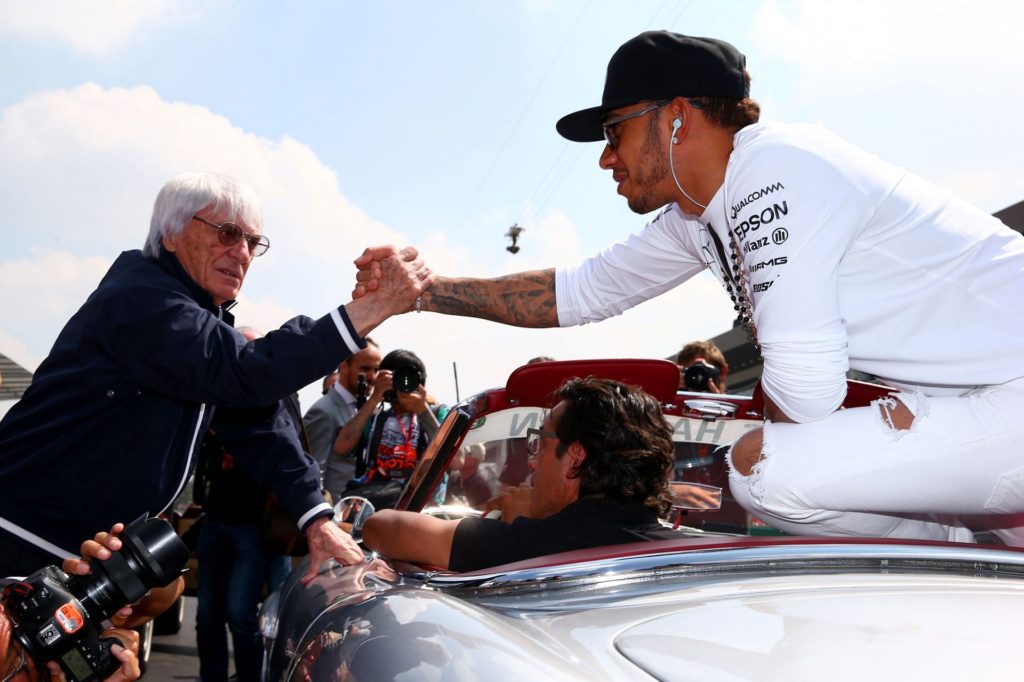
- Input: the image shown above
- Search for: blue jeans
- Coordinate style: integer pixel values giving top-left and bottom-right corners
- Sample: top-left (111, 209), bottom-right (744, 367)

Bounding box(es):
top-left (265, 554), bottom-right (292, 594)
top-left (195, 521), bottom-right (269, 682)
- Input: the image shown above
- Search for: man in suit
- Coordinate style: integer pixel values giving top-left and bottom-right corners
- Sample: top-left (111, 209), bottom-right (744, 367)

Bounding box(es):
top-left (304, 339), bottom-right (382, 502)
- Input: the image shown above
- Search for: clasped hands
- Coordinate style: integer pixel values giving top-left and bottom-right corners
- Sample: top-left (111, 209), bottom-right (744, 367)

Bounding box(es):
top-left (352, 245), bottom-right (429, 307)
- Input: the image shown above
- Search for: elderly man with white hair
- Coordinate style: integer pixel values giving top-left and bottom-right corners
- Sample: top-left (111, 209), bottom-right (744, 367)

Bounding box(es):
top-left (0, 171), bottom-right (431, 586)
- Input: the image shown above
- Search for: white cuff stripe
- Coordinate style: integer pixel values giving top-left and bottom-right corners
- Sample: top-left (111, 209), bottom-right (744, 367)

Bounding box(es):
top-left (298, 502), bottom-right (333, 531)
top-left (330, 307), bottom-right (361, 354)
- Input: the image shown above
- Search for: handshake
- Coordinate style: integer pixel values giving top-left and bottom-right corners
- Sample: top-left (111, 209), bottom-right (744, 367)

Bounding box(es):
top-left (352, 245), bottom-right (430, 306)
top-left (344, 245), bottom-right (436, 334)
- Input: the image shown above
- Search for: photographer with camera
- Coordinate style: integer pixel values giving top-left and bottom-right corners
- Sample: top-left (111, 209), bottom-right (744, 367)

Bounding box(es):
top-left (0, 519), bottom-right (189, 682)
top-left (303, 339), bottom-right (383, 504)
top-left (344, 350), bottom-right (441, 509)
top-left (676, 340), bottom-right (729, 394)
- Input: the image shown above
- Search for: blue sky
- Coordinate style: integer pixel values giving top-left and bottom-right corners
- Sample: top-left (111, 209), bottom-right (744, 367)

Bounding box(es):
top-left (2, 0), bottom-right (1022, 410)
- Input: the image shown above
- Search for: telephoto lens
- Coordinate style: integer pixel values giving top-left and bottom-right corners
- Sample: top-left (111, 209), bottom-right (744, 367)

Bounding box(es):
top-left (73, 516), bottom-right (189, 623)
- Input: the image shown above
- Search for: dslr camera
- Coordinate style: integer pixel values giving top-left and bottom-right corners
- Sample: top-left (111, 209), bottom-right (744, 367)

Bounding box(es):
top-left (385, 365), bottom-right (425, 402)
top-left (683, 359), bottom-right (721, 392)
top-left (1, 517), bottom-right (189, 682)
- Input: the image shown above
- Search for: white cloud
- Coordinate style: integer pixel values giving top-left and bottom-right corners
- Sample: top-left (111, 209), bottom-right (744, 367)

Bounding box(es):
top-left (748, 0), bottom-right (1024, 212)
top-left (752, 0), bottom-right (1024, 80)
top-left (0, 83), bottom-right (408, 392)
top-left (0, 250), bottom-right (112, 369)
top-left (0, 0), bottom-right (206, 57)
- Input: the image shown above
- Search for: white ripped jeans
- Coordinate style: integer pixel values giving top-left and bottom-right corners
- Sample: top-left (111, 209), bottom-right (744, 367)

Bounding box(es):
top-left (728, 376), bottom-right (1024, 545)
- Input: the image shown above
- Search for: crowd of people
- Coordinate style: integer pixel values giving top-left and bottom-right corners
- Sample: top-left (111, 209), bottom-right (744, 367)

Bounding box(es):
top-left (2, 26), bottom-right (1023, 682)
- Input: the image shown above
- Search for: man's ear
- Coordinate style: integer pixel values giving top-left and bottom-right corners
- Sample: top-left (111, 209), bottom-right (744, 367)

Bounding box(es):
top-left (162, 233), bottom-right (177, 252)
top-left (566, 441), bottom-right (587, 474)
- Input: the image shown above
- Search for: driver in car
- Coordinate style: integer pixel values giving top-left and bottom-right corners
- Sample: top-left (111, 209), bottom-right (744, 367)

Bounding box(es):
top-left (363, 377), bottom-right (677, 572)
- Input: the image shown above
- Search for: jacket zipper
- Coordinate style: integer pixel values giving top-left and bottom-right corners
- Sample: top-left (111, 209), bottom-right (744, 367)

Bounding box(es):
top-left (159, 305), bottom-right (222, 515)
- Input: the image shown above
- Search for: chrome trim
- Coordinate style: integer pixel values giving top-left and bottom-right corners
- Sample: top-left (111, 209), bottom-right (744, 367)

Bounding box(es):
top-left (682, 399), bottom-right (738, 416)
top-left (676, 390), bottom-right (751, 401)
top-left (427, 543), bottom-right (1024, 597)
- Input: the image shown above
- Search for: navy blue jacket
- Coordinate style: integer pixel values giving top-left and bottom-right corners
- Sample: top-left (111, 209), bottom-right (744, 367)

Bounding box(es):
top-left (0, 248), bottom-right (364, 560)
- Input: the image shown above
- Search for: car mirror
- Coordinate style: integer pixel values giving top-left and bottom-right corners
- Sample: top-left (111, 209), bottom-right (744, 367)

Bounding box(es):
top-left (669, 481), bottom-right (723, 511)
top-left (333, 496), bottom-right (376, 539)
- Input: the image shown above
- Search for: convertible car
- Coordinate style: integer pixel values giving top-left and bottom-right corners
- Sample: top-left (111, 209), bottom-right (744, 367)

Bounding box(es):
top-left (259, 359), bottom-right (1024, 681)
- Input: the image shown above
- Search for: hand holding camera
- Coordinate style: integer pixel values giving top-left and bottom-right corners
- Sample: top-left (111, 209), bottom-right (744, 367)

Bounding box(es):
top-left (1, 517), bottom-right (188, 682)
top-left (368, 370), bottom-right (393, 406)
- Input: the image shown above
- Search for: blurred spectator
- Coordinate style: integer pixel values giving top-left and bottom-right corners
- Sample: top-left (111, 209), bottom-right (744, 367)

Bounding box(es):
top-left (347, 350), bottom-right (441, 508)
top-left (448, 443), bottom-right (494, 507)
top-left (527, 355), bottom-right (555, 364)
top-left (303, 339), bottom-right (382, 503)
top-left (194, 327), bottom-right (296, 682)
top-left (321, 369), bottom-right (340, 395)
top-left (676, 340), bottom-right (728, 393)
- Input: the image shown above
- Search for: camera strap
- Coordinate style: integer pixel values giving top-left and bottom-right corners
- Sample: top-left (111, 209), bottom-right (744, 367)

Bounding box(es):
top-left (361, 409), bottom-right (390, 476)
top-left (0, 515), bottom-right (73, 564)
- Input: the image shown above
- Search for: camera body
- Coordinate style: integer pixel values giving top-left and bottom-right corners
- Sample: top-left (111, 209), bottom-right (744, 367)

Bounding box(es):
top-left (386, 365), bottom-right (425, 402)
top-left (683, 360), bottom-right (721, 392)
top-left (4, 566), bottom-right (119, 681)
top-left (1, 517), bottom-right (188, 682)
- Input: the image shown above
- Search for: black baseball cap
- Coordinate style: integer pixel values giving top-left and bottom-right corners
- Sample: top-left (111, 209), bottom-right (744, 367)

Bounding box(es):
top-left (556, 31), bottom-right (748, 143)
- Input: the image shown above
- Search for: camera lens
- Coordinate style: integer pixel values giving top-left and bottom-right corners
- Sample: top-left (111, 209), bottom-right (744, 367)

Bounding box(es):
top-left (72, 517), bottom-right (189, 623)
top-left (683, 361), bottom-right (720, 392)
top-left (392, 365), bottom-right (423, 393)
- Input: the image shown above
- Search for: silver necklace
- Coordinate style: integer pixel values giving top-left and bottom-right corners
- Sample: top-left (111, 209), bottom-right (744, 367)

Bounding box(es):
top-left (706, 221), bottom-right (760, 350)
top-left (725, 232), bottom-right (760, 351)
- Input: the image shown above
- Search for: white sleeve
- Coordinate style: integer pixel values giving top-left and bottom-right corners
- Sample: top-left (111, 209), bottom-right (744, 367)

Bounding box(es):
top-left (555, 207), bottom-right (706, 327)
top-left (726, 138), bottom-right (875, 422)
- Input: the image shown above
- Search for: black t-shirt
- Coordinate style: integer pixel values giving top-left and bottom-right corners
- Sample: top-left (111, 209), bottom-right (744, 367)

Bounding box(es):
top-left (449, 497), bottom-right (672, 572)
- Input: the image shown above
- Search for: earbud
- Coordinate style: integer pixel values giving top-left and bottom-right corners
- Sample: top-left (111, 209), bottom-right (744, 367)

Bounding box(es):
top-left (667, 113), bottom-right (707, 210)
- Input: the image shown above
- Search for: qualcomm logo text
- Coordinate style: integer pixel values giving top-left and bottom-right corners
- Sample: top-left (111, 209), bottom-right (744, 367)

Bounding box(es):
top-left (730, 183), bottom-right (785, 219)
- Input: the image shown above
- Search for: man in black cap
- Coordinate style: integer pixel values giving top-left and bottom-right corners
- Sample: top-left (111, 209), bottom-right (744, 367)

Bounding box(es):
top-left (355, 31), bottom-right (1024, 545)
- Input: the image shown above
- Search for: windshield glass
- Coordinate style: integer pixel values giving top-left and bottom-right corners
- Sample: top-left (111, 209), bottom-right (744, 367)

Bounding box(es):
top-left (441, 406), bottom-right (543, 509)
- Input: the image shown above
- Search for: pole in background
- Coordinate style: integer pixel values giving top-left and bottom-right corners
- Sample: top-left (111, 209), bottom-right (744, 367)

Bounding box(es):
top-left (452, 361), bottom-right (460, 403)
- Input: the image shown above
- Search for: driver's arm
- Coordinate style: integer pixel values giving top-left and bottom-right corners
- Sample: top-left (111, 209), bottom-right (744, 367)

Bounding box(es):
top-left (419, 272), bottom-right (558, 328)
top-left (362, 510), bottom-right (459, 569)
top-left (354, 246), bottom-right (558, 328)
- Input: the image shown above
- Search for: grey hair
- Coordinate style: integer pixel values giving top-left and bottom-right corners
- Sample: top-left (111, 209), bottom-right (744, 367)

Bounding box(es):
top-left (143, 172), bottom-right (263, 258)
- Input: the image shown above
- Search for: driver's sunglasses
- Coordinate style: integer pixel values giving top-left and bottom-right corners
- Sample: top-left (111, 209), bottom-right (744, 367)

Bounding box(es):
top-left (192, 215), bottom-right (271, 256)
top-left (525, 427), bottom-right (559, 456)
top-left (601, 99), bottom-right (672, 150)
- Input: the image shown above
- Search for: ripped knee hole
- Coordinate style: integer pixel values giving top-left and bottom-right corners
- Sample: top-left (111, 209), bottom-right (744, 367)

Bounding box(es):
top-left (877, 396), bottom-right (915, 432)
top-left (731, 430), bottom-right (764, 477)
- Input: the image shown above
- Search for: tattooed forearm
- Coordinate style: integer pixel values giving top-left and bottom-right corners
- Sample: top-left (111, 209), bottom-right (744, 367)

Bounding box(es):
top-left (423, 270), bottom-right (558, 328)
